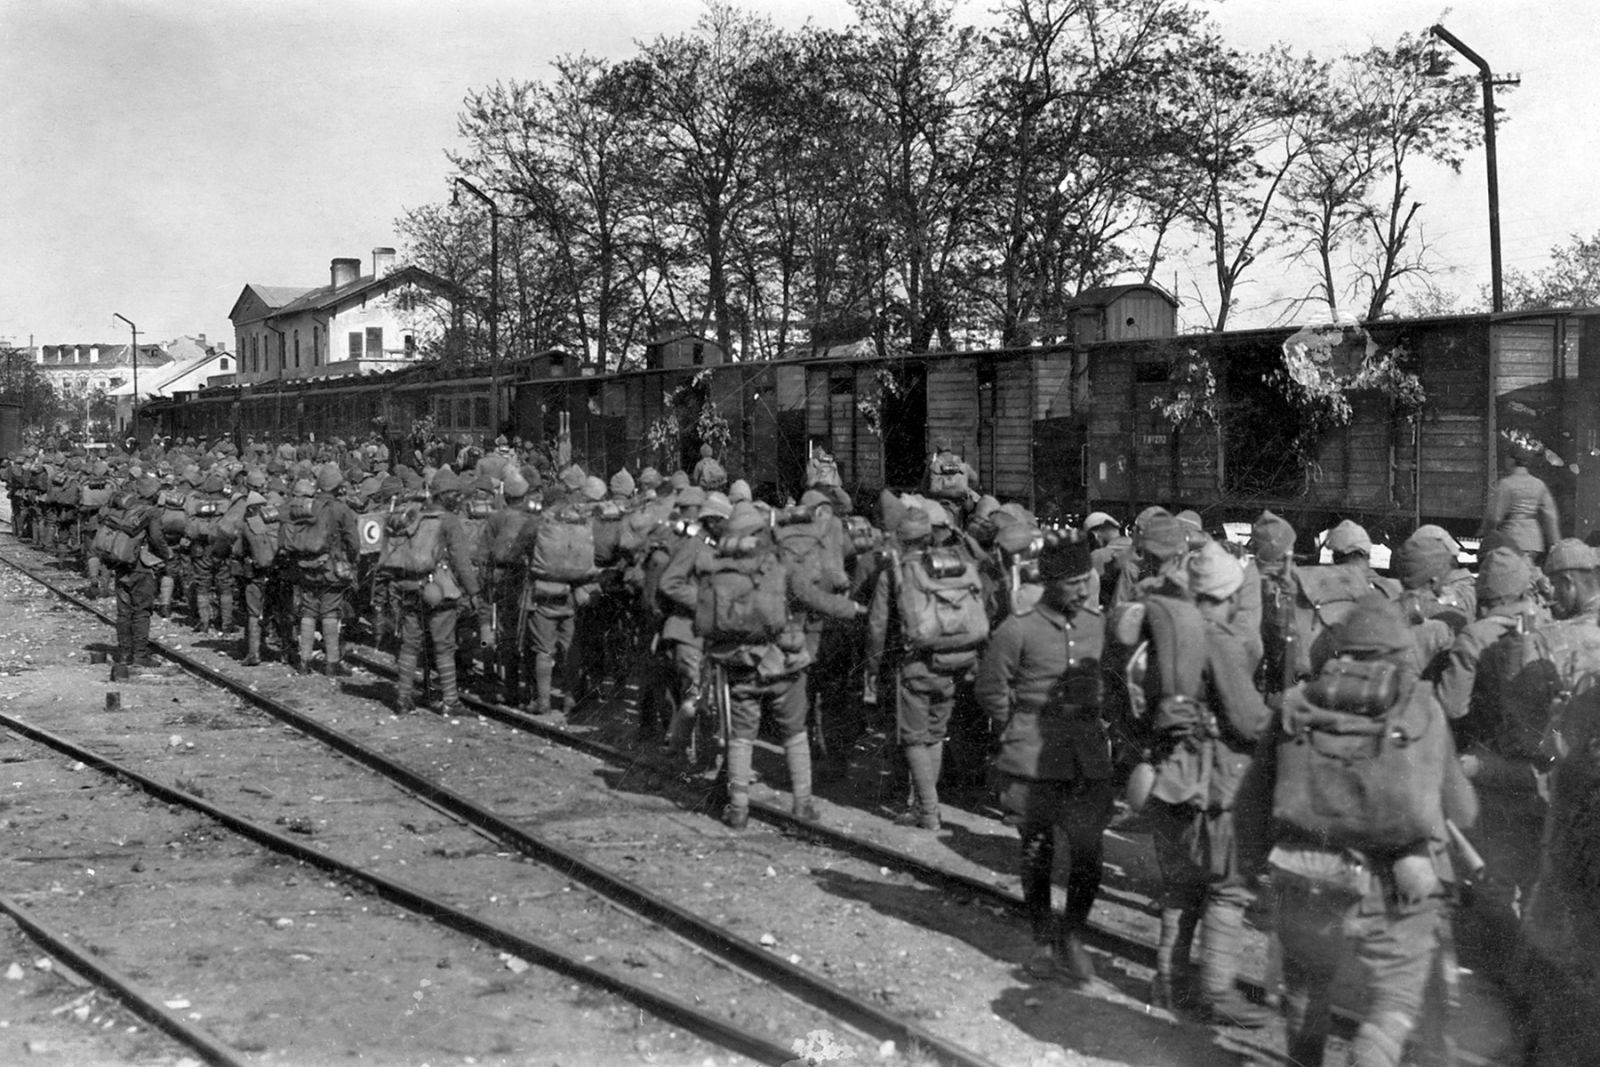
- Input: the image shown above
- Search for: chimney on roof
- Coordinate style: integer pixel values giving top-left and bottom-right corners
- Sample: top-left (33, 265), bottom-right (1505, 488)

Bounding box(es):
top-left (331, 257), bottom-right (361, 289)
top-left (372, 247), bottom-right (396, 279)
top-left (197, 333), bottom-right (206, 344)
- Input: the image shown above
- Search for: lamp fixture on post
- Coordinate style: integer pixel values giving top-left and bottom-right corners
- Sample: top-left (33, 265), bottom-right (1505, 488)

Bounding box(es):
top-left (452, 176), bottom-right (501, 435)
top-left (112, 313), bottom-right (137, 438)
top-left (1429, 24), bottom-right (1520, 314)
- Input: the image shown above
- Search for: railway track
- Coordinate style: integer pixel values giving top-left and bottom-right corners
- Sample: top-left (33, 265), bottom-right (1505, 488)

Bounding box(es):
top-left (0, 537), bottom-right (1016, 1067)
top-left (0, 532), bottom-right (1514, 1065)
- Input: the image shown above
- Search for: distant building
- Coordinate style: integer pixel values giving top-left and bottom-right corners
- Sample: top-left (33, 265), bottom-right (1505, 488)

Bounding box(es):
top-left (1059, 283), bottom-right (1178, 344)
top-left (106, 338), bottom-right (235, 427)
top-left (644, 329), bottom-right (724, 371)
top-left (30, 340), bottom-right (171, 398)
top-left (228, 247), bottom-right (462, 385)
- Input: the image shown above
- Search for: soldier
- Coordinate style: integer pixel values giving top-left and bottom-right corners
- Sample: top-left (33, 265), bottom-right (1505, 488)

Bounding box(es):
top-left (185, 471), bottom-right (235, 636)
top-left (1481, 448), bottom-right (1560, 562)
top-left (233, 478), bottom-right (283, 667)
top-left (975, 533), bottom-right (1112, 983)
top-left (1323, 519), bottom-right (1400, 597)
top-left (282, 466), bottom-right (360, 677)
top-left (1395, 529), bottom-right (1474, 632)
top-left (696, 501), bottom-right (864, 828)
top-left (385, 468), bottom-right (482, 714)
top-left (1434, 547), bottom-right (1546, 745)
top-left (108, 474), bottom-right (172, 680)
top-left (478, 466), bottom-right (535, 704)
top-left (652, 487), bottom-right (713, 748)
top-left (518, 479), bottom-right (602, 716)
top-left (1083, 511), bottom-right (1129, 611)
top-left (1252, 596), bottom-right (1477, 1067)
top-left (1131, 540), bottom-right (1274, 1026)
top-left (775, 489), bottom-right (857, 782)
top-left (864, 501), bottom-right (989, 829)
top-left (1112, 509), bottom-right (1189, 607)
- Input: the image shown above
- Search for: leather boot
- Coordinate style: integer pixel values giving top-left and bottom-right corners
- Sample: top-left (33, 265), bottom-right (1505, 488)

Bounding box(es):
top-left (1152, 907), bottom-right (1198, 1010)
top-left (322, 618), bottom-right (349, 676)
top-left (723, 737), bottom-right (754, 829)
top-left (1200, 900), bottom-right (1275, 1028)
top-left (527, 653), bottom-right (554, 715)
top-left (783, 732), bottom-right (817, 821)
top-left (896, 743), bottom-right (942, 829)
top-left (297, 617), bottom-right (316, 675)
top-left (242, 617), bottom-right (262, 666)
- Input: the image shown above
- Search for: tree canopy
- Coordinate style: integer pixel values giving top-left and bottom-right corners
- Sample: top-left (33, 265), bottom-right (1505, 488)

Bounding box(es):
top-left (398, 0), bottom-right (1488, 367)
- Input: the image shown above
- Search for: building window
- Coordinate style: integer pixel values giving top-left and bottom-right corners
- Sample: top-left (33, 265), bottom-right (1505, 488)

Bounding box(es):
top-left (692, 342), bottom-right (705, 365)
top-left (349, 332), bottom-right (362, 362)
top-left (219, 358), bottom-right (230, 371)
top-left (366, 327), bottom-right (383, 360)
top-left (278, 333), bottom-right (286, 372)
top-left (313, 325), bottom-right (321, 366)
top-left (293, 329), bottom-right (301, 368)
top-left (403, 333), bottom-right (415, 355)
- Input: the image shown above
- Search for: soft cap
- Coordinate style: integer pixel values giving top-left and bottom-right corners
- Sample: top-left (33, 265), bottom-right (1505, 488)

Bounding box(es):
top-left (1476, 546), bottom-right (1532, 600)
top-left (1250, 510), bottom-right (1296, 562)
top-left (609, 469), bottom-right (635, 497)
top-left (1138, 513), bottom-right (1186, 561)
top-left (1395, 535), bottom-right (1453, 590)
top-left (1187, 538), bottom-right (1244, 600)
top-left (1546, 538), bottom-right (1599, 574)
top-left (1330, 594), bottom-right (1412, 656)
top-left (1324, 519), bottom-right (1373, 556)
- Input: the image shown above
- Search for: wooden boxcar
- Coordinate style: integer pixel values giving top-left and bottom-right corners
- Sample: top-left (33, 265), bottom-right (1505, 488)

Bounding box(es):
top-left (144, 307), bottom-right (1600, 542)
top-left (1082, 309), bottom-right (1600, 541)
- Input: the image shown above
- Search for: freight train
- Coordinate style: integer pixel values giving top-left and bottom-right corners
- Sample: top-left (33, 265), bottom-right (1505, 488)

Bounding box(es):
top-left (146, 305), bottom-right (1600, 549)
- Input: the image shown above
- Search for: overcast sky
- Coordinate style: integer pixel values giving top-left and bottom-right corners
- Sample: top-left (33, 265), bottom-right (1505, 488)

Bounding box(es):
top-left (2, 0), bottom-right (1594, 347)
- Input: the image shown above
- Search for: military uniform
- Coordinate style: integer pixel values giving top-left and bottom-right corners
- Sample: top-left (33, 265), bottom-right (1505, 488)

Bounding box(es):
top-left (1251, 597), bottom-right (1478, 1067)
top-left (393, 491), bottom-right (482, 713)
top-left (975, 560), bottom-right (1111, 980)
top-left (110, 478), bottom-right (172, 676)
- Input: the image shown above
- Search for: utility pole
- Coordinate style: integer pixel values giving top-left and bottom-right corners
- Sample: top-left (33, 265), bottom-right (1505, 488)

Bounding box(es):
top-left (113, 313), bottom-right (138, 437)
top-left (1430, 25), bottom-right (1520, 313)
top-left (453, 177), bottom-right (501, 435)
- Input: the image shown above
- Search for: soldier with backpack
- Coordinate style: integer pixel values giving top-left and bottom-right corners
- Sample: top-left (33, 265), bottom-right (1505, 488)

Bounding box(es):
top-left (102, 474), bottom-right (172, 680)
top-left (381, 467), bottom-right (481, 714)
top-left (975, 532), bottom-right (1112, 983)
top-left (1120, 540), bottom-right (1274, 1026)
top-left (865, 500), bottom-right (990, 830)
top-left (477, 466), bottom-right (536, 704)
top-left (1434, 547), bottom-right (1547, 745)
top-left (185, 471), bottom-right (236, 636)
top-left (1252, 595), bottom-right (1478, 1067)
top-left (693, 501), bottom-right (865, 828)
top-left (233, 481), bottom-right (284, 667)
top-left (517, 480), bottom-right (601, 716)
top-left (649, 487), bottom-right (714, 748)
top-left (280, 466), bottom-right (360, 677)
top-left (774, 489), bottom-right (858, 782)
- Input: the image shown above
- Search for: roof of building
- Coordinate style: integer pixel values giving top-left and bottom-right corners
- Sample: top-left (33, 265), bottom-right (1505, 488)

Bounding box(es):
top-left (233, 266), bottom-right (462, 326)
top-left (1063, 283), bottom-right (1178, 310)
top-left (107, 348), bottom-right (232, 398)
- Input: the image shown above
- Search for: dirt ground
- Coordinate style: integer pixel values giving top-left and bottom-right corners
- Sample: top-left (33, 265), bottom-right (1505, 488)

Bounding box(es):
top-left (0, 541), bottom-right (1520, 1067)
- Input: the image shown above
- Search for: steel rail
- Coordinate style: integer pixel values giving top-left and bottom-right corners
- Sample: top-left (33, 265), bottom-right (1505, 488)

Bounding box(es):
top-left (0, 894), bottom-right (251, 1067)
top-left (0, 544), bottom-right (1004, 1067)
top-left (0, 710), bottom-right (802, 1065)
top-left (346, 660), bottom-right (1499, 1064)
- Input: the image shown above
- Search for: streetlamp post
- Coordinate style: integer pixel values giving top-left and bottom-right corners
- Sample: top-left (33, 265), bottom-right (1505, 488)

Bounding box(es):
top-left (1429, 24), bottom-right (1518, 314)
top-left (113, 313), bottom-right (138, 438)
top-left (452, 177), bottom-right (501, 435)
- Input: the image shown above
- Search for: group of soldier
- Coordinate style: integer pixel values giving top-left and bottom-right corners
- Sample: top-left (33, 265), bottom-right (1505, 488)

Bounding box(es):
top-left (3, 433), bottom-right (1596, 1065)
